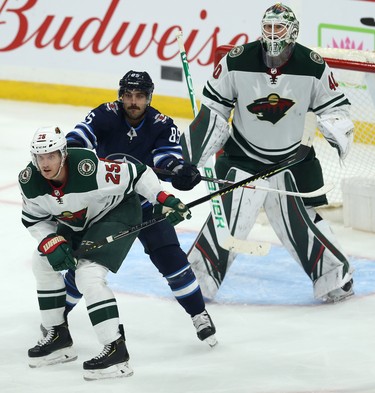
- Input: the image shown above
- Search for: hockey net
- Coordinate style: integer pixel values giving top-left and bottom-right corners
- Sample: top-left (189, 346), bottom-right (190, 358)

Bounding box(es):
top-left (214, 46), bottom-right (375, 207)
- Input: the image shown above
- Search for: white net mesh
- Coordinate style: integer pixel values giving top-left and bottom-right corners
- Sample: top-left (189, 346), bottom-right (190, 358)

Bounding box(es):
top-left (308, 48), bottom-right (375, 206)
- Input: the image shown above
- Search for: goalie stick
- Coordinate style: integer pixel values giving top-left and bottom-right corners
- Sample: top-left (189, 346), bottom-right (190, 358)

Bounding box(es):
top-left (176, 30), bottom-right (267, 255)
top-left (152, 167), bottom-right (334, 199)
top-left (77, 126), bottom-right (315, 254)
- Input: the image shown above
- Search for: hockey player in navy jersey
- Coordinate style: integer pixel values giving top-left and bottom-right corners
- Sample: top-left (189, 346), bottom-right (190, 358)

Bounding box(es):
top-left (64, 70), bottom-right (217, 347)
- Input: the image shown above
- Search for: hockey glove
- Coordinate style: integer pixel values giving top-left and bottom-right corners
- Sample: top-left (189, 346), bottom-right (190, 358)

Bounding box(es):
top-left (317, 115), bottom-right (354, 161)
top-left (154, 191), bottom-right (192, 226)
top-left (166, 161), bottom-right (201, 191)
top-left (38, 234), bottom-right (77, 271)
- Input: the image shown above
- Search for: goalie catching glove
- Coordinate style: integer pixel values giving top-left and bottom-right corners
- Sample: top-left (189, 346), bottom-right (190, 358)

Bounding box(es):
top-left (317, 114), bottom-right (354, 161)
top-left (38, 234), bottom-right (77, 271)
top-left (154, 191), bottom-right (192, 226)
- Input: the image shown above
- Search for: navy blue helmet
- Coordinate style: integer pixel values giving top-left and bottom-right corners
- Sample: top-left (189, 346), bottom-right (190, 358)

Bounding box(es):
top-left (118, 71), bottom-right (154, 102)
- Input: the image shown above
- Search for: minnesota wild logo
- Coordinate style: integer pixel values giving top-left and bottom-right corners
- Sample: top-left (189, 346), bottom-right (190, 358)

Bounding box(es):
top-left (247, 94), bottom-right (295, 124)
top-left (78, 159), bottom-right (96, 176)
top-left (56, 207), bottom-right (88, 227)
top-left (19, 167), bottom-right (32, 184)
top-left (310, 51), bottom-right (324, 64)
top-left (229, 45), bottom-right (244, 58)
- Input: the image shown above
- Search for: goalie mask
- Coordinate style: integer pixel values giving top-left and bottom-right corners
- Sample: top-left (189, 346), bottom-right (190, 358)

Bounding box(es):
top-left (118, 70), bottom-right (154, 104)
top-left (30, 126), bottom-right (68, 173)
top-left (261, 3), bottom-right (299, 68)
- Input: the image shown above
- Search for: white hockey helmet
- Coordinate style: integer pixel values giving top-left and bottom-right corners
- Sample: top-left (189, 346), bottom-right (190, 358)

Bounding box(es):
top-left (261, 3), bottom-right (299, 63)
top-left (30, 126), bottom-right (67, 171)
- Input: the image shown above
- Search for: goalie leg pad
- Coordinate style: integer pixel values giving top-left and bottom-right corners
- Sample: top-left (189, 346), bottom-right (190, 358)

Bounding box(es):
top-left (264, 171), bottom-right (353, 299)
top-left (313, 266), bottom-right (354, 301)
top-left (188, 213), bottom-right (236, 299)
top-left (224, 167), bottom-right (268, 238)
top-left (188, 166), bottom-right (267, 299)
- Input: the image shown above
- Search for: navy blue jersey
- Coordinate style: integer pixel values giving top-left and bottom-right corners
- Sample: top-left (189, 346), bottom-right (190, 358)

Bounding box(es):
top-left (66, 101), bottom-right (183, 169)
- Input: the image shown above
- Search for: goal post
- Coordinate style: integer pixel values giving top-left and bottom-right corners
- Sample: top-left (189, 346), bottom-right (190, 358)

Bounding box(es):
top-left (213, 45), bottom-right (375, 207)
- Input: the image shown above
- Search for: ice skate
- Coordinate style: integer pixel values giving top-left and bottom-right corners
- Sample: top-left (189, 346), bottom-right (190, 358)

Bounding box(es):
top-left (192, 310), bottom-right (218, 347)
top-left (28, 322), bottom-right (77, 368)
top-left (324, 279), bottom-right (354, 303)
top-left (39, 308), bottom-right (69, 340)
top-left (83, 332), bottom-right (133, 381)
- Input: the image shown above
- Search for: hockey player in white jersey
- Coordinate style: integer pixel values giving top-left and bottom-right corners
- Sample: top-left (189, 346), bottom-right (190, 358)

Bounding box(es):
top-left (18, 126), bottom-right (192, 380)
top-left (184, 3), bottom-right (354, 302)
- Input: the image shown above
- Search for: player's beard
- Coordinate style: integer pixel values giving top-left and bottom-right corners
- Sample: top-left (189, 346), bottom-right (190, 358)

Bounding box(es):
top-left (126, 106), bottom-right (145, 122)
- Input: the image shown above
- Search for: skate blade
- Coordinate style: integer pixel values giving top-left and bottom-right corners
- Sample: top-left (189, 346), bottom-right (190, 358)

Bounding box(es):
top-left (205, 335), bottom-right (218, 348)
top-left (324, 289), bottom-right (354, 304)
top-left (29, 347), bottom-right (77, 368)
top-left (83, 361), bottom-right (134, 381)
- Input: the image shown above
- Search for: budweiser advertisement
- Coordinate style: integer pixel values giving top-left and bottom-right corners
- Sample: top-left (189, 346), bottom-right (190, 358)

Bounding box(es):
top-left (0, 0), bottom-right (373, 99)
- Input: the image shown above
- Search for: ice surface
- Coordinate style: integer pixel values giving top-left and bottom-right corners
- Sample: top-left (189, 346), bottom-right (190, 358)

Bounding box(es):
top-left (1, 100), bottom-right (375, 393)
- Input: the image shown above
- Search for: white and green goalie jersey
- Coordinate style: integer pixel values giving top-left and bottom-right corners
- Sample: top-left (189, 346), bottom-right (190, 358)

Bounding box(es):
top-left (18, 148), bottom-right (163, 243)
top-left (199, 41), bottom-right (351, 165)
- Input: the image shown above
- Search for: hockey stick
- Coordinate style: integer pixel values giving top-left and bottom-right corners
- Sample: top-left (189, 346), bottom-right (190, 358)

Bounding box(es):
top-left (152, 167), bottom-right (334, 198)
top-left (176, 31), bottom-right (199, 116)
top-left (78, 216), bottom-right (168, 252)
top-left (176, 30), bottom-right (268, 255)
top-left (78, 128), bottom-right (315, 253)
top-left (187, 125), bottom-right (316, 209)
